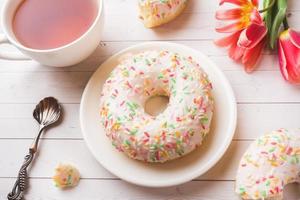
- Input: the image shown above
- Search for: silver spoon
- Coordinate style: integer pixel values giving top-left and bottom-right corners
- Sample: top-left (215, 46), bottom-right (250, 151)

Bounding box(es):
top-left (7, 97), bottom-right (62, 200)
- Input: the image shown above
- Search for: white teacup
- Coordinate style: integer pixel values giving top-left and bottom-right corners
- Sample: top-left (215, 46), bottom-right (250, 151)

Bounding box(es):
top-left (0, 0), bottom-right (104, 67)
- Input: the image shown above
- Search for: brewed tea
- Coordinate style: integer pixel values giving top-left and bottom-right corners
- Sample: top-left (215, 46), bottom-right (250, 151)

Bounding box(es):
top-left (13, 0), bottom-right (98, 49)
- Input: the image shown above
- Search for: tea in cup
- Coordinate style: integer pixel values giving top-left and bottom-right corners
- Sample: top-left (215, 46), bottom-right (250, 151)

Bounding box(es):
top-left (0, 0), bottom-right (104, 67)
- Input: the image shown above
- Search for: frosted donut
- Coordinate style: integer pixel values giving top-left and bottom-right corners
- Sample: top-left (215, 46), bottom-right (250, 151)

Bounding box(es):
top-left (138, 0), bottom-right (188, 28)
top-left (100, 50), bottom-right (214, 163)
top-left (236, 129), bottom-right (300, 199)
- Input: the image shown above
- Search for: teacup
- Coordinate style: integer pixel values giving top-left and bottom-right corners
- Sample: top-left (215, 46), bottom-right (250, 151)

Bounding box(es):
top-left (0, 0), bottom-right (104, 67)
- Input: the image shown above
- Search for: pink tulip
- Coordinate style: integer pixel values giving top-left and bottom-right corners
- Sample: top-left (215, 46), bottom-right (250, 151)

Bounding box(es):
top-left (216, 0), bottom-right (260, 33)
top-left (278, 28), bottom-right (300, 83)
top-left (215, 0), bottom-right (267, 72)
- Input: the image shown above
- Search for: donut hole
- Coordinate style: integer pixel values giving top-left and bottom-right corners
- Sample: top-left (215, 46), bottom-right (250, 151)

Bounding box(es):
top-left (144, 95), bottom-right (169, 116)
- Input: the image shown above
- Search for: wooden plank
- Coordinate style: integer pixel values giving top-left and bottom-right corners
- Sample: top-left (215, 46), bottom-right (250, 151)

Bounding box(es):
top-left (101, 12), bottom-right (300, 41)
top-left (1, 103), bottom-right (300, 140)
top-left (0, 0), bottom-right (299, 18)
top-left (0, 72), bottom-right (92, 104)
top-left (0, 179), bottom-right (238, 200)
top-left (0, 139), bottom-right (113, 179)
top-left (105, 0), bottom-right (218, 15)
top-left (0, 40), bottom-right (278, 73)
top-left (0, 70), bottom-right (299, 104)
top-left (105, 0), bottom-right (300, 14)
top-left (224, 70), bottom-right (300, 103)
top-left (0, 104), bottom-right (81, 139)
top-left (236, 103), bottom-right (300, 140)
top-left (0, 0), bottom-right (300, 199)
top-left (2, 139), bottom-right (297, 200)
top-left (0, 139), bottom-right (249, 180)
top-left (1, 178), bottom-right (299, 200)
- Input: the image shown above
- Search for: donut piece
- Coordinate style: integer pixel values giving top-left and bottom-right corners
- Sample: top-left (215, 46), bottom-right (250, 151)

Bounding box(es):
top-left (138, 0), bottom-right (188, 28)
top-left (236, 129), bottom-right (300, 199)
top-left (100, 50), bottom-right (214, 163)
top-left (52, 163), bottom-right (80, 188)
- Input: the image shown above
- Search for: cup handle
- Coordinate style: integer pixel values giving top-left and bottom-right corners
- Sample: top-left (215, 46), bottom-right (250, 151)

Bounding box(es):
top-left (0, 34), bottom-right (31, 60)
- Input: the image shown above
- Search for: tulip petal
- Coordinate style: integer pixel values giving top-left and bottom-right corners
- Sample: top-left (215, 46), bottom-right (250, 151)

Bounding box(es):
top-left (242, 39), bottom-right (265, 73)
top-left (219, 0), bottom-right (247, 6)
top-left (229, 42), bottom-right (245, 61)
top-left (279, 36), bottom-right (300, 83)
top-left (238, 23), bottom-right (267, 49)
top-left (216, 21), bottom-right (245, 33)
top-left (289, 29), bottom-right (300, 48)
top-left (251, 0), bottom-right (259, 7)
top-left (227, 29), bottom-right (245, 61)
top-left (215, 8), bottom-right (243, 20)
top-left (215, 31), bottom-right (242, 47)
top-left (250, 9), bottom-right (263, 24)
top-left (278, 39), bottom-right (289, 81)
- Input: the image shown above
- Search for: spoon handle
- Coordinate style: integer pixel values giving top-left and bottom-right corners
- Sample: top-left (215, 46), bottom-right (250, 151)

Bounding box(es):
top-left (7, 149), bottom-right (35, 200)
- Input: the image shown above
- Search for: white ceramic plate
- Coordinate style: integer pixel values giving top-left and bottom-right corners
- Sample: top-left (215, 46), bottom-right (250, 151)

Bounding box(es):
top-left (80, 42), bottom-right (237, 187)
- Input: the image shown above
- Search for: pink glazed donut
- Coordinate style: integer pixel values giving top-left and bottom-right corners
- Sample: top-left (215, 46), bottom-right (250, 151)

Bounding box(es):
top-left (100, 50), bottom-right (214, 163)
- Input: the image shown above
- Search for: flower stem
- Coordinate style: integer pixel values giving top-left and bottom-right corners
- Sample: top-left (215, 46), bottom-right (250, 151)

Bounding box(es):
top-left (259, 0), bottom-right (276, 13)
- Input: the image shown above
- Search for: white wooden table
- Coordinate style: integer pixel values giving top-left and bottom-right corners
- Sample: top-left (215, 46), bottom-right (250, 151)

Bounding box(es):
top-left (1, 0), bottom-right (300, 199)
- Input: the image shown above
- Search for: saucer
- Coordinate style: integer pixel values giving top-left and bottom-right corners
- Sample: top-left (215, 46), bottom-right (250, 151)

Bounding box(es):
top-left (80, 42), bottom-right (237, 187)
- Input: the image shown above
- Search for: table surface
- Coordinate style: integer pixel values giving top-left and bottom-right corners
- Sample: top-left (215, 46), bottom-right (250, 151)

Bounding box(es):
top-left (1, 0), bottom-right (300, 199)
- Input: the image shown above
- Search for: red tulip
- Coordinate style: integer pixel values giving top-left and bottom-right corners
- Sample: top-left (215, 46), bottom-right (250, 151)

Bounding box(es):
top-left (215, 0), bottom-right (267, 72)
top-left (278, 28), bottom-right (300, 83)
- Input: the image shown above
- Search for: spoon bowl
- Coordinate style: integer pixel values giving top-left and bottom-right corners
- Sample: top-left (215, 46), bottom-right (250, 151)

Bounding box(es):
top-left (33, 97), bottom-right (62, 127)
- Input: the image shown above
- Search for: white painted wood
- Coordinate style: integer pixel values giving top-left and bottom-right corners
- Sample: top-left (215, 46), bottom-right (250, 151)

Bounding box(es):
top-left (1, 71), bottom-right (300, 104)
top-left (1, 179), bottom-right (299, 200)
top-left (0, 179), bottom-right (245, 200)
top-left (0, 41), bottom-right (279, 72)
top-left (1, 103), bottom-right (300, 140)
top-left (0, 0), bottom-right (300, 199)
top-left (105, 0), bottom-right (300, 14)
top-left (0, 139), bottom-right (294, 183)
top-left (0, 140), bottom-right (248, 180)
top-left (0, 104), bottom-right (82, 139)
top-left (101, 12), bottom-right (300, 41)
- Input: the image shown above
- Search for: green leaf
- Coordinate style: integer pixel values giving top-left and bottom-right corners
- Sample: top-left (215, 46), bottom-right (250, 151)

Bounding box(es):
top-left (270, 0), bottom-right (287, 49)
top-left (263, 0), bottom-right (273, 39)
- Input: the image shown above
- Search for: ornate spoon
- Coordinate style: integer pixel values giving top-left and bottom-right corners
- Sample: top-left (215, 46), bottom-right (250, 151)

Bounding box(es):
top-left (7, 97), bottom-right (62, 200)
